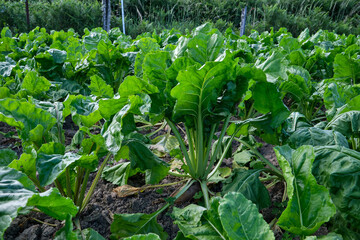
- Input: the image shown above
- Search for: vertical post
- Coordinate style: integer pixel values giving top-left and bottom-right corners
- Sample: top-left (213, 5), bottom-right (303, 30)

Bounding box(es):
top-left (102, 0), bottom-right (111, 31)
top-left (25, 0), bottom-right (30, 32)
top-left (240, 5), bottom-right (247, 36)
top-left (121, 0), bottom-right (125, 34)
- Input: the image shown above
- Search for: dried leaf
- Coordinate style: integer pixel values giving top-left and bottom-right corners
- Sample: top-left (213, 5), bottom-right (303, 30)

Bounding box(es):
top-left (113, 185), bottom-right (140, 198)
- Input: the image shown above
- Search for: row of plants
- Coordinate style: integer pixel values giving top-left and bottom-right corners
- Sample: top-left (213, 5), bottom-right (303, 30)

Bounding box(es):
top-left (0, 23), bottom-right (359, 239)
top-left (1, 0), bottom-right (360, 37)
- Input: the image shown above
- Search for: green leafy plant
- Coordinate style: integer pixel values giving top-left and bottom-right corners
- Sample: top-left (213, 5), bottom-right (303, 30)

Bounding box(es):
top-left (172, 192), bottom-right (275, 240)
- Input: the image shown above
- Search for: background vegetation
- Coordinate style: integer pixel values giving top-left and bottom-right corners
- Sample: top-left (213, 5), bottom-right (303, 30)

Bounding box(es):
top-left (0, 0), bottom-right (359, 37)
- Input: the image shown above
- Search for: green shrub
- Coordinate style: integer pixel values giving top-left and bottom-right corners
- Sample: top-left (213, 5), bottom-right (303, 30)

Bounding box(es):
top-left (0, 0), bottom-right (359, 36)
top-left (0, 0), bottom-right (102, 34)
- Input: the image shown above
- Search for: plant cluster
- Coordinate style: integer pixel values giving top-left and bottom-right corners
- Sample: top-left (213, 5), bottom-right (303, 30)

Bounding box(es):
top-left (0, 23), bottom-right (360, 240)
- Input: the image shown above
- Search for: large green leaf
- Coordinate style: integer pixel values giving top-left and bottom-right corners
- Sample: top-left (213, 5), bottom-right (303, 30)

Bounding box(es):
top-left (21, 71), bottom-right (51, 95)
top-left (110, 212), bottom-right (168, 240)
top-left (102, 162), bottom-right (135, 186)
top-left (83, 28), bottom-right (110, 51)
top-left (121, 139), bottom-right (170, 185)
top-left (326, 111), bottom-right (360, 138)
top-left (218, 192), bottom-right (275, 240)
top-left (186, 33), bottom-right (224, 65)
top-left (38, 142), bottom-right (65, 155)
top-left (47, 49), bottom-right (67, 64)
top-left (0, 149), bottom-right (17, 166)
top-left (338, 94), bottom-right (360, 114)
top-left (275, 145), bottom-right (336, 235)
top-left (27, 188), bottom-right (78, 220)
top-left (305, 233), bottom-right (343, 240)
top-left (221, 169), bottom-right (270, 209)
top-left (8, 153), bottom-right (37, 181)
top-left (313, 146), bottom-right (360, 221)
top-left (36, 152), bottom-right (97, 186)
top-left (173, 192), bottom-right (274, 240)
top-left (63, 95), bottom-right (103, 127)
top-left (172, 202), bottom-right (225, 240)
top-left (0, 59), bottom-right (15, 77)
top-left (333, 54), bottom-right (360, 84)
top-left (134, 38), bottom-right (160, 76)
top-left (288, 127), bottom-right (349, 149)
top-left (255, 52), bottom-right (287, 83)
top-left (283, 112), bottom-right (311, 136)
top-left (252, 81), bottom-right (290, 128)
top-left (101, 97), bottom-right (141, 155)
top-left (0, 167), bottom-right (36, 238)
top-left (171, 60), bottom-right (237, 127)
top-left (0, 98), bottom-right (57, 141)
top-left (123, 233), bottom-right (161, 240)
top-left (279, 74), bottom-right (310, 103)
top-left (119, 76), bottom-right (158, 98)
top-left (98, 98), bottom-right (127, 120)
top-left (142, 51), bottom-right (173, 116)
top-left (166, 57), bottom-right (201, 82)
top-left (89, 75), bottom-right (114, 98)
top-left (280, 37), bottom-right (301, 53)
top-left (143, 51), bottom-right (172, 92)
top-left (322, 83), bottom-right (357, 120)
top-left (173, 23), bottom-right (224, 65)
top-left (99, 76), bottom-right (158, 120)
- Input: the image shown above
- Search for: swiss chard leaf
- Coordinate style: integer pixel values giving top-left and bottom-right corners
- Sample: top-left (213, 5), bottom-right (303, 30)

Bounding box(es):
top-left (275, 145), bottom-right (336, 236)
top-left (120, 139), bottom-right (170, 185)
top-left (172, 204), bottom-right (224, 240)
top-left (89, 75), bottom-right (114, 98)
top-left (134, 37), bottom-right (160, 76)
top-left (21, 71), bottom-right (51, 96)
top-left (123, 233), bottom-right (161, 240)
top-left (186, 33), bottom-right (224, 65)
top-left (322, 83), bottom-right (359, 121)
top-left (63, 95), bottom-right (103, 127)
top-left (279, 74), bottom-right (311, 103)
top-left (171, 60), bottom-right (238, 127)
top-left (326, 111), bottom-right (360, 138)
top-left (8, 153), bottom-right (37, 181)
top-left (221, 168), bottom-right (270, 210)
top-left (313, 146), bottom-right (360, 222)
top-left (255, 52), bottom-right (287, 83)
top-left (0, 98), bottom-right (57, 142)
top-left (288, 127), bottom-right (349, 149)
top-left (252, 81), bottom-right (290, 128)
top-left (0, 167), bottom-right (36, 238)
top-left (172, 192), bottom-right (274, 240)
top-left (0, 58), bottom-right (16, 77)
top-left (110, 212), bottom-right (168, 240)
top-left (0, 149), bottom-right (17, 166)
top-left (36, 152), bottom-right (97, 186)
top-left (27, 188), bottom-right (78, 220)
top-left (305, 233), bottom-right (343, 240)
top-left (101, 97), bottom-right (141, 155)
top-left (333, 54), bottom-right (360, 84)
top-left (142, 51), bottom-right (173, 117)
top-left (218, 192), bottom-right (275, 240)
top-left (102, 162), bottom-right (135, 186)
